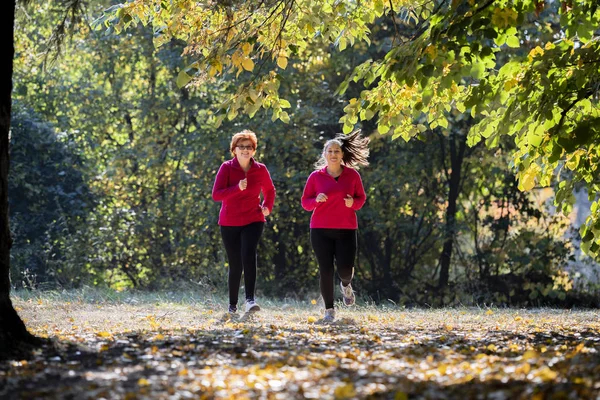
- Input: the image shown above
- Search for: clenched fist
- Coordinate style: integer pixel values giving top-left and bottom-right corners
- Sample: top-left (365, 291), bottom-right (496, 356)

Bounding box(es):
top-left (344, 194), bottom-right (354, 208)
top-left (238, 178), bottom-right (247, 191)
top-left (316, 193), bottom-right (328, 203)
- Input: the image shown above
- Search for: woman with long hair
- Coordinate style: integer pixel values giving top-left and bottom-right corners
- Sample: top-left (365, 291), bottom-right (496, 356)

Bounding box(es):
top-left (301, 129), bottom-right (369, 322)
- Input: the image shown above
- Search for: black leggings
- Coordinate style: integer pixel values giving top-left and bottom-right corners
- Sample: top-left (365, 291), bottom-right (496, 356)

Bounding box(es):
top-left (310, 228), bottom-right (357, 309)
top-left (220, 222), bottom-right (264, 307)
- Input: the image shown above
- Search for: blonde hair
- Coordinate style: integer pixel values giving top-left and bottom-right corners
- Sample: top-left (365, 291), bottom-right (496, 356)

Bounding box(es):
top-left (230, 129), bottom-right (258, 156)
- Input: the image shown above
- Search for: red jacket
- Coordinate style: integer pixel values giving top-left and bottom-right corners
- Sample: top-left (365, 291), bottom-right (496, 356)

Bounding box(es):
top-left (212, 157), bottom-right (276, 226)
top-left (301, 166), bottom-right (366, 229)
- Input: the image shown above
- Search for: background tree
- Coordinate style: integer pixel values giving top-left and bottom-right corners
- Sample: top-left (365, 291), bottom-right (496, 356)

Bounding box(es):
top-left (3, 0), bottom-right (587, 330)
top-left (97, 0), bottom-right (600, 261)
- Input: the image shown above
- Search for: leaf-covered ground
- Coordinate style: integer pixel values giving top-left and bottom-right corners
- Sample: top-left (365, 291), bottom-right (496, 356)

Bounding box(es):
top-left (2, 292), bottom-right (600, 399)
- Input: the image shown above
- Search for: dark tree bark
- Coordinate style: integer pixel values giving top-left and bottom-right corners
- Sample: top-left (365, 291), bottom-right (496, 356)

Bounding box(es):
top-left (437, 130), bottom-right (467, 293)
top-left (0, 0), bottom-right (39, 356)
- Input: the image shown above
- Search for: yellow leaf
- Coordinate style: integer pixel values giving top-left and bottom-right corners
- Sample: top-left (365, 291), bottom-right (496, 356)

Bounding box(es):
top-left (504, 78), bottom-right (519, 91)
top-left (242, 42), bottom-right (253, 56)
top-left (395, 392), bottom-right (409, 400)
top-left (307, 316), bottom-right (317, 323)
top-left (528, 46), bottom-right (544, 61)
top-left (326, 358), bottom-right (338, 367)
top-left (97, 331), bottom-right (112, 338)
top-left (231, 51), bottom-right (242, 67)
top-left (522, 349), bottom-right (538, 360)
top-left (535, 366), bottom-right (558, 381)
top-left (138, 378), bottom-right (150, 386)
top-left (518, 163), bottom-right (540, 191)
top-left (334, 383), bottom-right (356, 399)
top-left (242, 58), bottom-right (254, 72)
top-left (424, 44), bottom-right (437, 60)
top-left (311, 299), bottom-right (317, 305)
top-left (486, 309), bottom-right (493, 315)
top-left (277, 56), bottom-right (288, 69)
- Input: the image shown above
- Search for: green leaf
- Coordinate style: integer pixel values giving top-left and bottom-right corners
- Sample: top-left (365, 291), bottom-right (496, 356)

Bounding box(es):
top-left (422, 89), bottom-right (434, 106)
top-left (494, 34), bottom-right (506, 46)
top-left (506, 35), bottom-right (520, 48)
top-left (527, 125), bottom-right (544, 147)
top-left (378, 124), bottom-right (390, 134)
top-left (470, 63), bottom-right (485, 79)
top-left (343, 122), bottom-right (354, 134)
top-left (335, 80), bottom-right (349, 95)
top-left (176, 71), bottom-right (192, 88)
top-left (421, 64), bottom-right (435, 77)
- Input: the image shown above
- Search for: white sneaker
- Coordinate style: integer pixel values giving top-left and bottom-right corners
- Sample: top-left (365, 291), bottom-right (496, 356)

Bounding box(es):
top-left (340, 282), bottom-right (355, 306)
top-left (245, 299), bottom-right (260, 313)
top-left (323, 308), bottom-right (335, 322)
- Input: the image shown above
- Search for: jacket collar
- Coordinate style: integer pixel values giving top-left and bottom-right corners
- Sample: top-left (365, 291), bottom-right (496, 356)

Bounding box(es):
top-left (231, 157), bottom-right (257, 170)
top-left (319, 165), bottom-right (345, 177)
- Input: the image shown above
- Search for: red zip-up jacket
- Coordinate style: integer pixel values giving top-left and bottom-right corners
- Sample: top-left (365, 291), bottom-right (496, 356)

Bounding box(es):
top-left (212, 157), bottom-right (276, 226)
top-left (301, 166), bottom-right (366, 229)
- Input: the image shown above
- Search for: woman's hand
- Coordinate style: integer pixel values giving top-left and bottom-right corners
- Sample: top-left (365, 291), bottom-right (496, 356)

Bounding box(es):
top-left (344, 194), bottom-right (354, 208)
top-left (261, 206), bottom-right (270, 216)
top-left (316, 193), bottom-right (328, 203)
top-left (238, 178), bottom-right (247, 191)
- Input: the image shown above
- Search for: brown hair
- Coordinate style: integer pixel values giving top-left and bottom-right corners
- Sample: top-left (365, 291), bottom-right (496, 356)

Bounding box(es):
top-left (314, 129), bottom-right (370, 169)
top-left (230, 129), bottom-right (258, 156)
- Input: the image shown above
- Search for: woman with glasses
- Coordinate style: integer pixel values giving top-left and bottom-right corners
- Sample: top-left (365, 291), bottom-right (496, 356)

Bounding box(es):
top-left (212, 130), bottom-right (275, 314)
top-left (301, 130), bottom-right (369, 322)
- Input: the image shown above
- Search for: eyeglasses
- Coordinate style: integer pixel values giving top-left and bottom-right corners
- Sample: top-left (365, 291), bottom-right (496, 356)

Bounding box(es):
top-left (236, 145), bottom-right (255, 150)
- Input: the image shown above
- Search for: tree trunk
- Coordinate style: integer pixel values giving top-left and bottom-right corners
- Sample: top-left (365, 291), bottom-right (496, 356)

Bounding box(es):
top-left (438, 130), bottom-right (467, 292)
top-left (0, 0), bottom-right (38, 355)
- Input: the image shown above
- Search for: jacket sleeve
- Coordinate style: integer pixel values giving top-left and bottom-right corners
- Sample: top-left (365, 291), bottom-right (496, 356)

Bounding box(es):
top-left (261, 166), bottom-right (276, 212)
top-left (351, 171), bottom-right (366, 211)
top-left (301, 173), bottom-right (318, 211)
top-left (212, 163), bottom-right (241, 201)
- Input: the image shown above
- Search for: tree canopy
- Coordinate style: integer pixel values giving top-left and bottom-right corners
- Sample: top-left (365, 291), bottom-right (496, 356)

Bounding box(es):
top-left (96, 0), bottom-right (600, 259)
